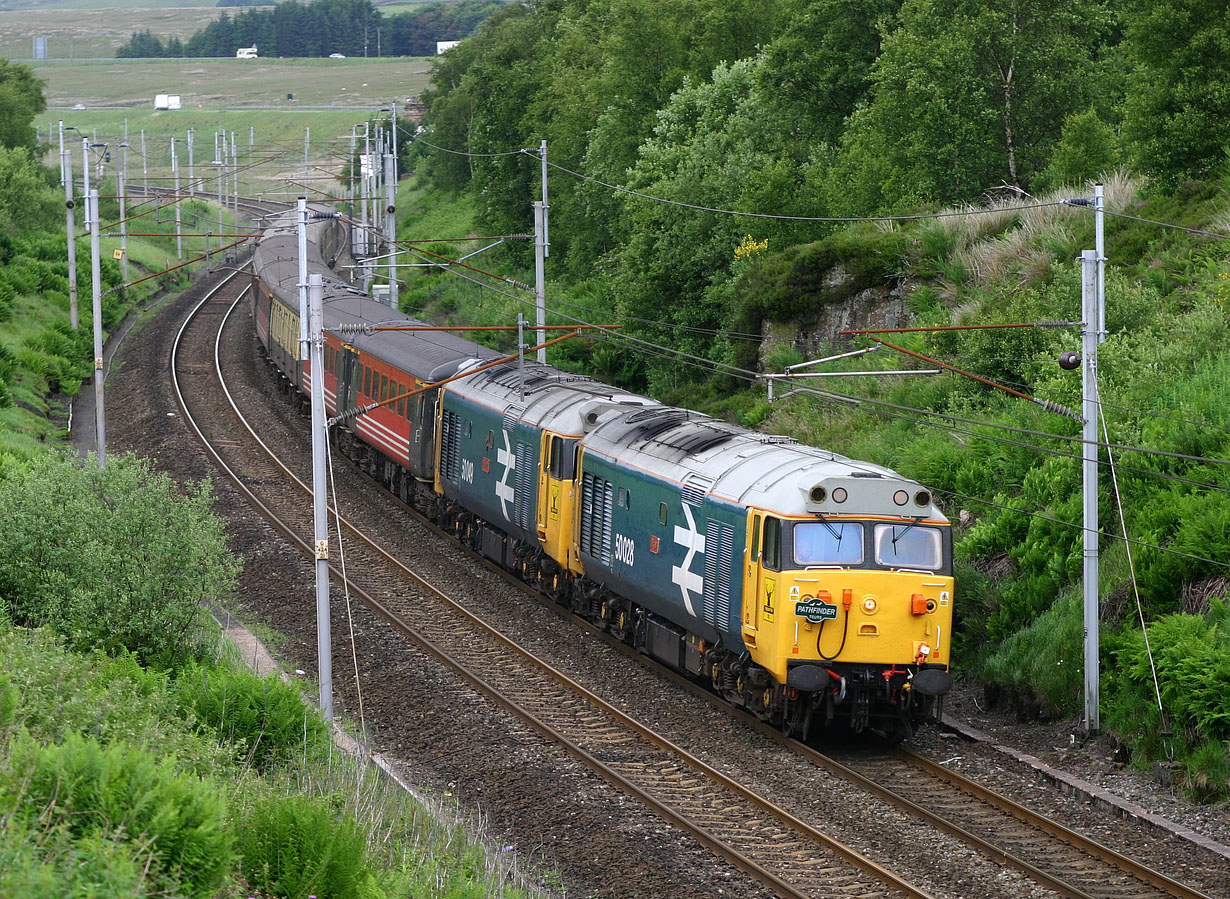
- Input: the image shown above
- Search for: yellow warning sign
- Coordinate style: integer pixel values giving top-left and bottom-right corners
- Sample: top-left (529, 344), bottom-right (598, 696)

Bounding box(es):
top-left (112, 248), bottom-right (124, 260)
top-left (549, 484), bottom-right (560, 521)
top-left (762, 577), bottom-right (776, 623)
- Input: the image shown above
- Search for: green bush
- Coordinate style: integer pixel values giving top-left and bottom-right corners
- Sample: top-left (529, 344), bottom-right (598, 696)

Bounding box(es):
top-left (0, 453), bottom-right (240, 669)
top-left (175, 662), bottom-right (330, 772)
top-left (236, 793), bottom-right (373, 899)
top-left (1, 732), bottom-right (233, 898)
top-left (982, 592), bottom-right (1083, 716)
top-left (0, 281), bottom-right (15, 322)
top-left (1104, 602), bottom-right (1230, 800)
top-left (0, 261), bottom-right (38, 296)
top-left (0, 628), bottom-right (231, 776)
top-left (0, 815), bottom-right (165, 898)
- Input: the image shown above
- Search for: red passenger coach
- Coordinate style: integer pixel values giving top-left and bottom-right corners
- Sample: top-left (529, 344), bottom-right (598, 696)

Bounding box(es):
top-left (251, 207), bottom-right (499, 506)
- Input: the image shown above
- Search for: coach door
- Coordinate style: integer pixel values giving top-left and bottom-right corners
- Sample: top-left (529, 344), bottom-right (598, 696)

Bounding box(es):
top-left (336, 344), bottom-right (361, 420)
top-left (406, 387), bottom-right (434, 480)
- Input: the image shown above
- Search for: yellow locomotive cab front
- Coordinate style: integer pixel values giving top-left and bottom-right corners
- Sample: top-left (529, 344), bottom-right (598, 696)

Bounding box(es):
top-left (750, 568), bottom-right (954, 684)
top-left (741, 511), bottom-right (954, 732)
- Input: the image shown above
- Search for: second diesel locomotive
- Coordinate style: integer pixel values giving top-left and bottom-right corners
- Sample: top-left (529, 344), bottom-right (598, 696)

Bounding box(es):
top-left (251, 207), bottom-right (955, 740)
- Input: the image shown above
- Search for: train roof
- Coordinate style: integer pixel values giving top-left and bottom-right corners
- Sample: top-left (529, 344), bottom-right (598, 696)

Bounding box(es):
top-left (333, 303), bottom-right (502, 381)
top-left (583, 404), bottom-right (947, 522)
top-left (445, 362), bottom-right (946, 522)
top-left (255, 218), bottom-right (500, 381)
top-left (446, 359), bottom-right (659, 436)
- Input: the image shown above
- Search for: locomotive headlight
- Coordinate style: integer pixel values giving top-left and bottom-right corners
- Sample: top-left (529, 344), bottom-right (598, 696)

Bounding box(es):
top-left (914, 490), bottom-right (931, 508)
top-left (893, 490), bottom-right (908, 506)
top-left (832, 487), bottom-right (848, 503)
top-left (861, 597), bottom-right (878, 614)
top-left (918, 643), bottom-right (932, 657)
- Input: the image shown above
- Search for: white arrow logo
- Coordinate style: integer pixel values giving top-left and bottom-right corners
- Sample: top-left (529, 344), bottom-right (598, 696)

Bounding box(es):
top-left (671, 504), bottom-right (705, 616)
top-left (495, 431), bottom-right (515, 520)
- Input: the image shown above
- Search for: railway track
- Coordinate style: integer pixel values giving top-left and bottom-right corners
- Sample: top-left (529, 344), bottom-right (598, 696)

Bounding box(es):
top-left (166, 269), bottom-right (1222, 899)
top-left (808, 747), bottom-right (1212, 899)
top-left (555, 597), bottom-right (1223, 899)
top-left (575, 617), bottom-right (1221, 899)
top-left (172, 271), bottom-right (935, 899)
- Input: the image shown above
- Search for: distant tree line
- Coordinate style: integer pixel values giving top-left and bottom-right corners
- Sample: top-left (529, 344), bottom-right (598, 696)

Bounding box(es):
top-left (416, 0), bottom-right (1230, 299)
top-left (116, 0), bottom-right (505, 58)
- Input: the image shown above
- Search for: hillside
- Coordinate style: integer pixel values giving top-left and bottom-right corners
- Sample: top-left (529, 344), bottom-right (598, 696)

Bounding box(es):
top-left (392, 0), bottom-right (1230, 799)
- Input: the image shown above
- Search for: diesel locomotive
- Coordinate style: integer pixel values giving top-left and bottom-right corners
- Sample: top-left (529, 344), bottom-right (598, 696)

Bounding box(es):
top-left (250, 206), bottom-right (955, 741)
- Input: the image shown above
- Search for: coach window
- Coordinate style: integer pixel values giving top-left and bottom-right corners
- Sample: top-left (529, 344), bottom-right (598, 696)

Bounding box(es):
top-left (363, 367), bottom-right (371, 397)
top-left (380, 375), bottom-right (389, 402)
top-left (396, 386), bottom-right (406, 418)
top-left (762, 517), bottom-right (782, 571)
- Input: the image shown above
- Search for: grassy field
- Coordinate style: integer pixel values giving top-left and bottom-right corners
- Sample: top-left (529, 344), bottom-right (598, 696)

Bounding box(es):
top-left (1, 0), bottom-right (219, 10)
top-left (31, 57), bottom-right (433, 108)
top-left (33, 56), bottom-right (433, 202)
top-left (39, 106), bottom-right (395, 202)
top-left (0, 7), bottom-right (227, 59)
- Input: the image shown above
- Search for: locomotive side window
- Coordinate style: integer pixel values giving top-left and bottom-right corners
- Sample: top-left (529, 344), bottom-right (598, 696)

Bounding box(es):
top-left (874, 523), bottom-right (943, 570)
top-left (486, 430), bottom-right (494, 450)
top-left (547, 436), bottom-right (578, 479)
top-left (794, 521), bottom-right (864, 566)
top-left (762, 517), bottom-right (782, 571)
top-left (659, 502), bottom-right (668, 526)
top-left (750, 516), bottom-right (761, 561)
top-left (617, 487), bottom-right (629, 509)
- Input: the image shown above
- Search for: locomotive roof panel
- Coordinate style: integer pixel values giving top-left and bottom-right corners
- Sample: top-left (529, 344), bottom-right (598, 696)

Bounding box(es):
top-left (585, 406), bottom-right (947, 521)
top-left (445, 360), bottom-right (659, 436)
